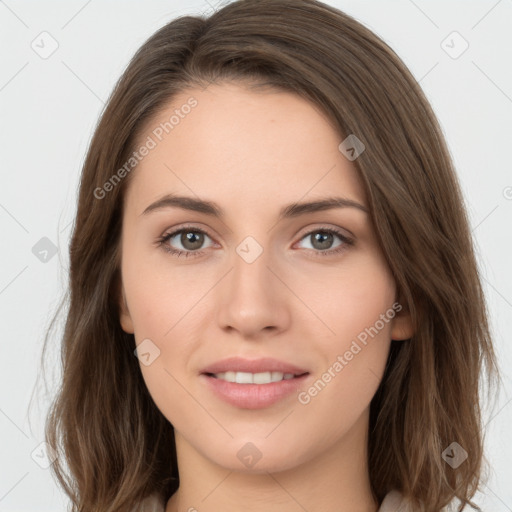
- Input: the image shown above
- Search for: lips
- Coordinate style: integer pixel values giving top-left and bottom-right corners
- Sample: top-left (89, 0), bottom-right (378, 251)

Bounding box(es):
top-left (199, 357), bottom-right (310, 409)
top-left (200, 356), bottom-right (309, 376)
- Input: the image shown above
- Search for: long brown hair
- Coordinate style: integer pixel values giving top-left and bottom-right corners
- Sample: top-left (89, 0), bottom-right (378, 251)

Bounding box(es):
top-left (41, 0), bottom-right (501, 510)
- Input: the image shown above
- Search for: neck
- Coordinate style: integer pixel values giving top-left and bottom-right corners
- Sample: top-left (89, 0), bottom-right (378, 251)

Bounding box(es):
top-left (165, 409), bottom-right (378, 512)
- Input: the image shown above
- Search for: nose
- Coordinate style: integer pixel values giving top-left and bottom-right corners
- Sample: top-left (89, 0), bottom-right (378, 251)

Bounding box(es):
top-left (215, 238), bottom-right (291, 339)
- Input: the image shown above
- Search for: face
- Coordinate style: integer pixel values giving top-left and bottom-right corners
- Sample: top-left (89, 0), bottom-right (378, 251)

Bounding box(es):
top-left (118, 81), bottom-right (412, 473)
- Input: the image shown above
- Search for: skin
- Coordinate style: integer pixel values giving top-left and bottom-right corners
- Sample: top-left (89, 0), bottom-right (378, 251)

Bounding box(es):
top-left (118, 82), bottom-right (413, 512)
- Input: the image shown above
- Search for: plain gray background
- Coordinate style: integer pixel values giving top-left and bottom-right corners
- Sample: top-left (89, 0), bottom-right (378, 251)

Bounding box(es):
top-left (0, 0), bottom-right (511, 510)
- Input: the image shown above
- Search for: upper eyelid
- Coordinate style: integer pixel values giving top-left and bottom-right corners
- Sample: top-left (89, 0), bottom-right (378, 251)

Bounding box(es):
top-left (163, 224), bottom-right (215, 242)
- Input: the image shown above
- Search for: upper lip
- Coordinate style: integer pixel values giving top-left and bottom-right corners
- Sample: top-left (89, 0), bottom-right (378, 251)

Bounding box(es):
top-left (200, 357), bottom-right (309, 375)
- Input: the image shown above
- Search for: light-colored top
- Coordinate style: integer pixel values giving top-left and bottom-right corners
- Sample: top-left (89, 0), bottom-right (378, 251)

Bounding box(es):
top-left (379, 490), bottom-right (415, 511)
top-left (137, 489), bottom-right (414, 511)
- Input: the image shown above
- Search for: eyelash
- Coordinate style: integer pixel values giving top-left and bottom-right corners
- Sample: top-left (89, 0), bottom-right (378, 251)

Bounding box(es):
top-left (156, 225), bottom-right (354, 259)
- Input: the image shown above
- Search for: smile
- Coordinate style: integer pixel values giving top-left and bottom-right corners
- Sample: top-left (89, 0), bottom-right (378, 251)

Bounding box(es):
top-left (210, 371), bottom-right (300, 384)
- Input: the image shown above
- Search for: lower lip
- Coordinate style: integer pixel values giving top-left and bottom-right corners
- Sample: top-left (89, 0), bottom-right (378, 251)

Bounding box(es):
top-left (201, 373), bottom-right (309, 409)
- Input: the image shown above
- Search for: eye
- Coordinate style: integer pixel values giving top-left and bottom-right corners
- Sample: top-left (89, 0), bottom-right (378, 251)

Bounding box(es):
top-left (295, 227), bottom-right (354, 257)
top-left (157, 226), bottom-right (215, 258)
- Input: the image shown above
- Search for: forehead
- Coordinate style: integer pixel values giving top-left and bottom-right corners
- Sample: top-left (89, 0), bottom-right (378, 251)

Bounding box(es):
top-left (124, 82), bottom-right (366, 216)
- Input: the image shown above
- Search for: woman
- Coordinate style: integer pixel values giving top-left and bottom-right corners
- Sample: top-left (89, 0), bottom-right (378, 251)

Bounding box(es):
top-left (43, 1), bottom-right (500, 510)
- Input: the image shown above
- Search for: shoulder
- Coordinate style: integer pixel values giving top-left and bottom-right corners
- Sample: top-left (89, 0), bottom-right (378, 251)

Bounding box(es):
top-left (379, 490), bottom-right (453, 511)
top-left (132, 492), bottom-right (166, 512)
top-left (379, 490), bottom-right (412, 511)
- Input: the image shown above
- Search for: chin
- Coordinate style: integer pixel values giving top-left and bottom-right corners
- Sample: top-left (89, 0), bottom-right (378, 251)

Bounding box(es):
top-left (200, 437), bottom-right (310, 474)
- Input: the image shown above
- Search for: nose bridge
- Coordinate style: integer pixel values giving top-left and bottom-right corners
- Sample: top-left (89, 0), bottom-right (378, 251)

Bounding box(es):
top-left (230, 233), bottom-right (274, 297)
top-left (215, 231), bottom-right (289, 335)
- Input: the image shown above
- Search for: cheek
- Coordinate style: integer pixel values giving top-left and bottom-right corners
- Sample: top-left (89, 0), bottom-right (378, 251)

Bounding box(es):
top-left (296, 249), bottom-right (396, 345)
top-left (121, 249), bottom-right (210, 422)
top-left (295, 283), bottom-right (394, 445)
top-left (294, 250), bottom-right (396, 402)
top-left (121, 239), bottom-right (192, 338)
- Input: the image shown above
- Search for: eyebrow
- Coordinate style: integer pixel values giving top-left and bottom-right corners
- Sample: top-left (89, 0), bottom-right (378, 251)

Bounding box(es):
top-left (140, 193), bottom-right (369, 220)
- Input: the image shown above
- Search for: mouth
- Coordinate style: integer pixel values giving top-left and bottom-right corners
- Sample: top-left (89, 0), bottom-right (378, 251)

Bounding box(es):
top-left (204, 370), bottom-right (309, 384)
top-left (200, 370), bottom-right (310, 409)
top-left (199, 356), bottom-right (310, 409)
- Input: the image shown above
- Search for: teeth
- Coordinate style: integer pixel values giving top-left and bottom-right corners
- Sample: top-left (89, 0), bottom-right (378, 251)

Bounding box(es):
top-left (213, 371), bottom-right (296, 384)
